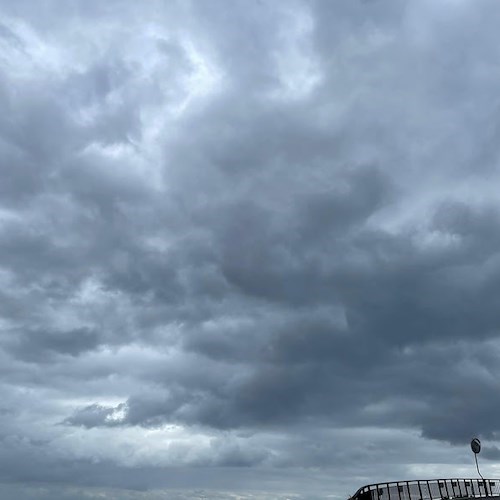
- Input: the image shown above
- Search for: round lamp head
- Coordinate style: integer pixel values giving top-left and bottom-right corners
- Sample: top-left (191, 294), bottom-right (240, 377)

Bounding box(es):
top-left (471, 438), bottom-right (481, 454)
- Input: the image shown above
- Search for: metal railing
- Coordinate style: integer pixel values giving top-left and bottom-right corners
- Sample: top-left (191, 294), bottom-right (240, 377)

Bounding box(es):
top-left (350, 479), bottom-right (500, 500)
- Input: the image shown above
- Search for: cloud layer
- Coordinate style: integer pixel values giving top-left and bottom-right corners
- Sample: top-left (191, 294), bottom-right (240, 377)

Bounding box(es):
top-left (2, 0), bottom-right (500, 498)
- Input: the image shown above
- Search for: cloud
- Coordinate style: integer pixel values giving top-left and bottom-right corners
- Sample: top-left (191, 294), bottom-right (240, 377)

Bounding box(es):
top-left (2, 0), bottom-right (500, 498)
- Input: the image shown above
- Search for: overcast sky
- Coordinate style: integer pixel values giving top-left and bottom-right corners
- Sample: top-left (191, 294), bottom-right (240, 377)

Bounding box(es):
top-left (2, 0), bottom-right (500, 498)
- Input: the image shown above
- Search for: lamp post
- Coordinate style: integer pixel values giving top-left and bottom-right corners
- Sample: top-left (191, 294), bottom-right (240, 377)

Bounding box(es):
top-left (471, 438), bottom-right (487, 495)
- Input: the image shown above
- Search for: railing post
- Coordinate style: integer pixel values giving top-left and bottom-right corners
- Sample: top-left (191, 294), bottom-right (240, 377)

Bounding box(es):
top-left (426, 480), bottom-right (432, 500)
top-left (417, 480), bottom-right (423, 500)
top-left (443, 479), bottom-right (450, 498)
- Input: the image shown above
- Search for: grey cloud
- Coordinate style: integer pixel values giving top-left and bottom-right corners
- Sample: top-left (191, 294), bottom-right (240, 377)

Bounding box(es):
top-left (51, 188), bottom-right (500, 460)
top-left (64, 403), bottom-right (124, 428)
top-left (5, 327), bottom-right (100, 362)
top-left (2, 0), bottom-right (500, 498)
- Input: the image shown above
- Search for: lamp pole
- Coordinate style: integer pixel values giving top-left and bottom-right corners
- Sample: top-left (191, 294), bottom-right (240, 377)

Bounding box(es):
top-left (471, 438), bottom-right (487, 495)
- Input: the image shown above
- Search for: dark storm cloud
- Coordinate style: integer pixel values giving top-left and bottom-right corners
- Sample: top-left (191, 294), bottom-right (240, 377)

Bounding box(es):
top-left (62, 195), bottom-right (500, 439)
top-left (2, 0), bottom-right (500, 498)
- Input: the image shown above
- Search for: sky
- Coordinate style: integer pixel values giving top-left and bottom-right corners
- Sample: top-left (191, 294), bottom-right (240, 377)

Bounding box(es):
top-left (1, 0), bottom-right (500, 498)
